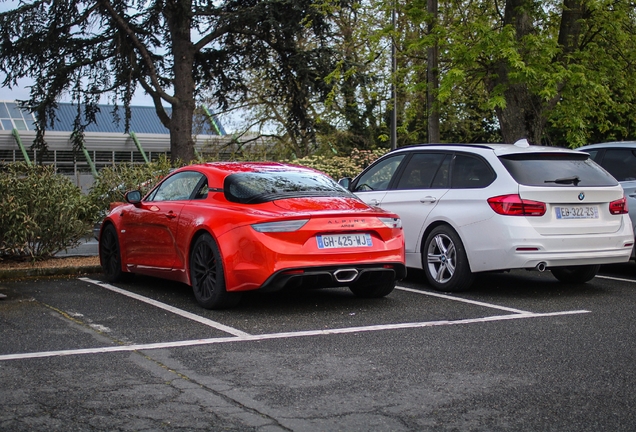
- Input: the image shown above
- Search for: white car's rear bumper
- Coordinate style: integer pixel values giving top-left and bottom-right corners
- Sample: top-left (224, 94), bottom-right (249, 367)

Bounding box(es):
top-left (407, 215), bottom-right (634, 272)
top-left (465, 215), bottom-right (634, 272)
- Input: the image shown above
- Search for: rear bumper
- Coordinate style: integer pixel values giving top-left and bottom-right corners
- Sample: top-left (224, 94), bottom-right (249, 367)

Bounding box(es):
top-left (258, 263), bottom-right (407, 292)
top-left (506, 248), bottom-right (632, 270)
top-left (217, 225), bottom-right (405, 292)
top-left (460, 215), bottom-right (634, 272)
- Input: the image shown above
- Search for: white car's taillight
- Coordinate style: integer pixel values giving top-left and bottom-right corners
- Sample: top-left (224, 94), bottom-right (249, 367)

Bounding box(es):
top-left (379, 217), bottom-right (403, 229)
top-left (609, 197), bottom-right (629, 215)
top-left (251, 219), bottom-right (309, 232)
top-left (487, 194), bottom-right (546, 216)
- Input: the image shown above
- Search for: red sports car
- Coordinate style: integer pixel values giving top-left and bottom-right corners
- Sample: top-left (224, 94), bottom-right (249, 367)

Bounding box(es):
top-left (99, 162), bottom-right (406, 309)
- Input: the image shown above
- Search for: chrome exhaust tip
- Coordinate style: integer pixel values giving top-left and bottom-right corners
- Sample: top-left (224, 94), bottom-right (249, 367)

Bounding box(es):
top-left (333, 268), bottom-right (359, 283)
top-left (536, 262), bottom-right (547, 272)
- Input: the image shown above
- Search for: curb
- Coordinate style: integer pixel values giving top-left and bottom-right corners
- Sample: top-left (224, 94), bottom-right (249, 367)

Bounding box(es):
top-left (0, 265), bottom-right (103, 281)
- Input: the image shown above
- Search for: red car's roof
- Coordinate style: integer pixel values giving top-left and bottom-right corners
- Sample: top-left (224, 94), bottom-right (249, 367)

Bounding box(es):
top-left (174, 162), bottom-right (320, 189)
top-left (199, 161), bottom-right (311, 173)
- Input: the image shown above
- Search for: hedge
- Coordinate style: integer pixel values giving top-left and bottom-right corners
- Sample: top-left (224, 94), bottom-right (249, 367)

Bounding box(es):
top-left (0, 163), bottom-right (93, 260)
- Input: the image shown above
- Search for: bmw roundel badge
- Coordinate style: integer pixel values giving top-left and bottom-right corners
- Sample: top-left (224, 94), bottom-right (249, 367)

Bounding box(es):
top-left (578, 192), bottom-right (585, 201)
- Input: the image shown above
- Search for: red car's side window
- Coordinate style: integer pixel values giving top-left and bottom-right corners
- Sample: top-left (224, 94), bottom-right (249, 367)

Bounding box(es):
top-left (148, 171), bottom-right (205, 202)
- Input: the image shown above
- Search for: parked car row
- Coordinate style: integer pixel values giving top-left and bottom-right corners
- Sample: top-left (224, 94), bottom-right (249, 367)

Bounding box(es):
top-left (98, 140), bottom-right (635, 309)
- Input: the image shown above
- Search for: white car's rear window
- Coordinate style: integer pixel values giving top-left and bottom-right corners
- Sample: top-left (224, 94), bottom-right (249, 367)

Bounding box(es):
top-left (498, 153), bottom-right (618, 187)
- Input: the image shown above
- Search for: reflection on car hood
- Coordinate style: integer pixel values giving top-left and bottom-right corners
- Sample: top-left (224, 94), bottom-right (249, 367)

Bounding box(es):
top-left (272, 196), bottom-right (376, 213)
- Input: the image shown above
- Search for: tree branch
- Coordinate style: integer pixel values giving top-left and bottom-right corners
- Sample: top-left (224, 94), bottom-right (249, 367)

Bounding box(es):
top-left (97, 0), bottom-right (176, 105)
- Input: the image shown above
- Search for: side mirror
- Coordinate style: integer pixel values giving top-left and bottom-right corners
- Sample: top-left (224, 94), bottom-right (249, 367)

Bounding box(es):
top-left (125, 190), bottom-right (142, 204)
top-left (338, 177), bottom-right (352, 190)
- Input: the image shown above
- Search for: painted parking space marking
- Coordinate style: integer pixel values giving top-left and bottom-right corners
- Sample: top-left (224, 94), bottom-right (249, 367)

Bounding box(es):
top-left (396, 286), bottom-right (532, 314)
top-left (596, 275), bottom-right (636, 284)
top-left (0, 277), bottom-right (592, 362)
top-left (0, 309), bottom-right (590, 362)
top-left (79, 277), bottom-right (250, 337)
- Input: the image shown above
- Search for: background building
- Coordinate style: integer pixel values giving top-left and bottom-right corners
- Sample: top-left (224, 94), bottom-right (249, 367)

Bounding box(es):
top-left (0, 100), bottom-right (243, 191)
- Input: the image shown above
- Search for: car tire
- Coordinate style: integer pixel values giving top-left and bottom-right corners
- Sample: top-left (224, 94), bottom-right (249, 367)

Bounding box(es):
top-left (423, 225), bottom-right (474, 292)
top-left (99, 224), bottom-right (131, 282)
top-left (551, 265), bottom-right (600, 284)
top-left (190, 233), bottom-right (242, 309)
top-left (349, 280), bottom-right (395, 298)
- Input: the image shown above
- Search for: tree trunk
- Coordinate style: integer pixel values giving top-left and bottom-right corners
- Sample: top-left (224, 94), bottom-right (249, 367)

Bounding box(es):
top-left (488, 0), bottom-right (540, 144)
top-left (558, 0), bottom-right (584, 56)
top-left (427, 0), bottom-right (440, 143)
top-left (495, 81), bottom-right (545, 145)
top-left (166, 0), bottom-right (196, 163)
top-left (492, 0), bottom-right (585, 145)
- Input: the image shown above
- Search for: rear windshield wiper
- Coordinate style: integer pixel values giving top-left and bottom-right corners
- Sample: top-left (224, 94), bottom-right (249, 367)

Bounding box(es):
top-left (544, 176), bottom-right (580, 186)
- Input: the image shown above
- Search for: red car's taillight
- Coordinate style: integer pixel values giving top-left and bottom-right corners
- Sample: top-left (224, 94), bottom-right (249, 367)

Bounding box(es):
top-left (609, 197), bottom-right (629, 215)
top-left (251, 219), bottom-right (309, 232)
top-left (487, 194), bottom-right (546, 216)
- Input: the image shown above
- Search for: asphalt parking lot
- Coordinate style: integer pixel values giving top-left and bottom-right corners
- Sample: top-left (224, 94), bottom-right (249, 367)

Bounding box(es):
top-left (1, 263), bottom-right (636, 431)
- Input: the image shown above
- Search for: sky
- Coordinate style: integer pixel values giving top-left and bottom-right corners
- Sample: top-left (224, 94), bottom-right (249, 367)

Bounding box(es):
top-left (0, 0), bottom-right (155, 106)
top-left (0, 2), bottom-right (34, 102)
top-left (0, 2), bottom-right (243, 129)
top-left (0, 78), bottom-right (156, 107)
top-left (0, 79), bottom-right (32, 102)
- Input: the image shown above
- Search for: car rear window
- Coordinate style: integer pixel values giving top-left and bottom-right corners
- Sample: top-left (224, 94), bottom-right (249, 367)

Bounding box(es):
top-left (600, 149), bottom-right (636, 182)
top-left (224, 171), bottom-right (352, 204)
top-left (498, 153), bottom-right (618, 187)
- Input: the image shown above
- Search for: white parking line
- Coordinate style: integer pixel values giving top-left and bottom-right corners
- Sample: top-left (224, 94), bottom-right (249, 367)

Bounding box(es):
top-left (396, 285), bottom-right (532, 314)
top-left (79, 277), bottom-right (250, 337)
top-left (1, 278), bottom-right (592, 362)
top-left (0, 309), bottom-right (590, 361)
top-left (596, 275), bottom-right (636, 284)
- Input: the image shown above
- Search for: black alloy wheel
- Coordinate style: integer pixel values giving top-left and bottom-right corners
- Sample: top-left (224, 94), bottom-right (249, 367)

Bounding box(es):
top-left (100, 224), bottom-right (130, 282)
top-left (190, 233), bottom-right (241, 309)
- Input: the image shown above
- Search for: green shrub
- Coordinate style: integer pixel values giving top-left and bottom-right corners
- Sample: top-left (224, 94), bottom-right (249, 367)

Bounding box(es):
top-left (0, 163), bottom-right (93, 260)
top-left (289, 148), bottom-right (388, 179)
top-left (88, 156), bottom-right (173, 218)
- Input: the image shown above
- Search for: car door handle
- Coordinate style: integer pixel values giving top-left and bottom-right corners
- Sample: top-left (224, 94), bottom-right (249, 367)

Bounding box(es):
top-left (420, 196), bottom-right (437, 203)
top-left (166, 211), bottom-right (177, 219)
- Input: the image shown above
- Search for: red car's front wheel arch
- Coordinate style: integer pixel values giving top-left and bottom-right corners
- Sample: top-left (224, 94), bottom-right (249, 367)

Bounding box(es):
top-left (100, 223), bottom-right (132, 283)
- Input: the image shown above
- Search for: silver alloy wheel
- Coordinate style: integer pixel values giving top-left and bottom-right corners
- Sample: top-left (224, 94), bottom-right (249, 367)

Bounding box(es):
top-left (426, 233), bottom-right (456, 284)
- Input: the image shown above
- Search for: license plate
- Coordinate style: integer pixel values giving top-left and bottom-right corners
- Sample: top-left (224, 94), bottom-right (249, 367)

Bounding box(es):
top-left (317, 233), bottom-right (373, 249)
top-left (555, 206), bottom-right (599, 219)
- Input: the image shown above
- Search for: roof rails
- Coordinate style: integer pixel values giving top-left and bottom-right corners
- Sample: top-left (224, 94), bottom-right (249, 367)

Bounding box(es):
top-left (389, 143), bottom-right (496, 152)
top-left (389, 139), bottom-right (533, 153)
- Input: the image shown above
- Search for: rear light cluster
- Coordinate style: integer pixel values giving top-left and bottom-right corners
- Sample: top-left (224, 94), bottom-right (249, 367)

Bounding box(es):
top-left (487, 195), bottom-right (546, 216)
top-left (609, 197), bottom-right (629, 215)
top-left (489, 195), bottom-right (629, 217)
top-left (252, 219), bottom-right (309, 232)
top-left (379, 217), bottom-right (403, 229)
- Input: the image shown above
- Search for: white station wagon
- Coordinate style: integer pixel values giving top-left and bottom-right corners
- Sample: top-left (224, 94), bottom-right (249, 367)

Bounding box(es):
top-left (340, 140), bottom-right (634, 291)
